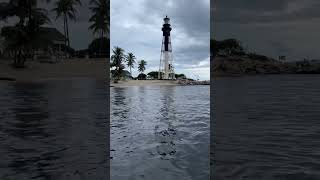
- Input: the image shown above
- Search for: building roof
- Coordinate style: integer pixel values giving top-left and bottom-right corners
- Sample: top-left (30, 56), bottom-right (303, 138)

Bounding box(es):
top-left (38, 27), bottom-right (66, 42)
top-left (1, 26), bottom-right (66, 42)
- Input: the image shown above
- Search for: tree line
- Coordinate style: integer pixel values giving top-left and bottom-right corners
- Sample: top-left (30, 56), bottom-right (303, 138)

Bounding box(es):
top-left (110, 46), bottom-right (147, 83)
top-left (110, 46), bottom-right (187, 82)
top-left (211, 38), bottom-right (269, 61)
top-left (0, 0), bottom-right (109, 67)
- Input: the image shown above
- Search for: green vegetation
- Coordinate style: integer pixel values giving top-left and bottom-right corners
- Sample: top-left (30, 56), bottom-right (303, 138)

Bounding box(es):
top-left (109, 47), bottom-right (189, 81)
top-left (138, 60), bottom-right (147, 73)
top-left (89, 0), bottom-right (109, 57)
top-left (211, 38), bottom-right (274, 61)
top-left (137, 73), bottom-right (147, 80)
top-left (0, 0), bottom-right (51, 67)
top-left (126, 53), bottom-right (136, 75)
top-left (211, 38), bottom-right (320, 76)
top-left (88, 37), bottom-right (109, 58)
top-left (110, 46), bottom-right (125, 83)
top-left (211, 38), bottom-right (245, 57)
top-left (1, 0), bottom-right (110, 67)
top-left (147, 71), bottom-right (186, 80)
top-left (52, 0), bottom-right (81, 48)
top-left (175, 73), bottom-right (186, 79)
top-left (147, 71), bottom-right (160, 79)
top-left (89, 0), bottom-right (109, 37)
top-left (137, 60), bottom-right (147, 80)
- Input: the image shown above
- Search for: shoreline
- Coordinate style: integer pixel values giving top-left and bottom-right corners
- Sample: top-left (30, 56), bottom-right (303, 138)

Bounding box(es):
top-left (110, 80), bottom-right (210, 87)
top-left (213, 56), bottom-right (320, 77)
top-left (213, 73), bottom-right (320, 79)
top-left (0, 58), bottom-right (107, 82)
top-left (110, 80), bottom-right (179, 87)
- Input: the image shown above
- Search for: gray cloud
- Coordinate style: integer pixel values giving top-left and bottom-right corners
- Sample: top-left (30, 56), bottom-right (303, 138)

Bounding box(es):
top-left (39, 0), bottom-right (94, 50)
top-left (213, 0), bottom-right (320, 24)
top-left (212, 0), bottom-right (320, 60)
top-left (111, 0), bottom-right (210, 80)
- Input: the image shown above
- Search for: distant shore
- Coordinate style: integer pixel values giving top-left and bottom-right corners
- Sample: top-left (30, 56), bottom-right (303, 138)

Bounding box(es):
top-left (110, 79), bottom-right (210, 87)
top-left (110, 80), bottom-right (178, 87)
top-left (0, 58), bottom-right (107, 82)
top-left (213, 56), bottom-right (320, 77)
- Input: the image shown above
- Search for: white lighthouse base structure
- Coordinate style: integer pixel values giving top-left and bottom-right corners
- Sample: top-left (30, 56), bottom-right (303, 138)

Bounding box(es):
top-left (159, 43), bottom-right (175, 79)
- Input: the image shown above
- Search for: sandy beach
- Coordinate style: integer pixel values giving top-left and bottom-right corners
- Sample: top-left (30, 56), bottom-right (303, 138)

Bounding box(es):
top-left (0, 58), bottom-right (107, 82)
top-left (110, 80), bottom-right (180, 87)
top-left (110, 79), bottom-right (211, 87)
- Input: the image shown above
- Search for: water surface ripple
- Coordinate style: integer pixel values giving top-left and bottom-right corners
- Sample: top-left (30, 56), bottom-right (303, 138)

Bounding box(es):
top-left (0, 79), bottom-right (108, 180)
top-left (111, 85), bottom-right (210, 180)
top-left (213, 75), bottom-right (320, 180)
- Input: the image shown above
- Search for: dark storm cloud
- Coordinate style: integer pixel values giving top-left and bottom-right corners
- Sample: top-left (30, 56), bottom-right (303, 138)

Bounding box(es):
top-left (142, 0), bottom-right (209, 37)
top-left (213, 0), bottom-right (320, 24)
top-left (212, 0), bottom-right (320, 60)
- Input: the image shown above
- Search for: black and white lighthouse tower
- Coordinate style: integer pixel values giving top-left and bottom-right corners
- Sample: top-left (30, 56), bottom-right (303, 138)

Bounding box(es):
top-left (158, 16), bottom-right (175, 80)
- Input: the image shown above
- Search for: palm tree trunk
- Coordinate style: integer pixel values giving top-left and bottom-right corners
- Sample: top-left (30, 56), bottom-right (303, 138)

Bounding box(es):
top-left (63, 14), bottom-right (67, 58)
top-left (66, 16), bottom-right (70, 48)
top-left (100, 30), bottom-right (104, 57)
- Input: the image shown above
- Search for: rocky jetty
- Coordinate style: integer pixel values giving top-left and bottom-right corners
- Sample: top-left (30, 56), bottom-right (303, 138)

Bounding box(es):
top-left (178, 79), bottom-right (210, 85)
top-left (213, 56), bottom-right (320, 77)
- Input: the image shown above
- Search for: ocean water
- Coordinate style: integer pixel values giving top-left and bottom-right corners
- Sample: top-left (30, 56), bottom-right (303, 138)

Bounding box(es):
top-left (111, 85), bottom-right (210, 180)
top-left (212, 75), bottom-right (320, 180)
top-left (0, 79), bottom-right (108, 180)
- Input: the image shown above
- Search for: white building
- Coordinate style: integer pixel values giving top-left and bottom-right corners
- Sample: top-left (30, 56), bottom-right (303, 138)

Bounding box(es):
top-left (33, 27), bottom-right (68, 61)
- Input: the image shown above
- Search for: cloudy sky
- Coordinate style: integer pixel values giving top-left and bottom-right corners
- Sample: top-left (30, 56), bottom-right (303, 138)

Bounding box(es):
top-left (111, 0), bottom-right (210, 80)
top-left (0, 0), bottom-right (96, 50)
top-left (212, 0), bottom-right (320, 61)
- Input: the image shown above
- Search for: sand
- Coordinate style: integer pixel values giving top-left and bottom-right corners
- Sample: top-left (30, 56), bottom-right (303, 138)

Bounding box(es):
top-left (110, 80), bottom-right (179, 87)
top-left (0, 58), bottom-right (107, 82)
top-left (0, 58), bottom-right (208, 86)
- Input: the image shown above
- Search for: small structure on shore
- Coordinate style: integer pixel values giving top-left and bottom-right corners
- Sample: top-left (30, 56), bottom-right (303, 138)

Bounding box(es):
top-left (158, 16), bottom-right (175, 80)
top-left (279, 55), bottom-right (286, 61)
top-left (33, 27), bottom-right (68, 61)
top-left (0, 26), bottom-right (69, 61)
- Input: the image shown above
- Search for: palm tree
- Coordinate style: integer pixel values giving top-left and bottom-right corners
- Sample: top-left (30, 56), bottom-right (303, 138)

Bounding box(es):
top-left (0, 0), bottom-right (51, 67)
top-left (111, 46), bottom-right (125, 82)
top-left (0, 0), bottom-right (51, 25)
top-left (138, 60), bottom-right (147, 73)
top-left (89, 0), bottom-right (109, 57)
top-left (89, 0), bottom-right (109, 37)
top-left (126, 53), bottom-right (136, 76)
top-left (52, 0), bottom-right (81, 48)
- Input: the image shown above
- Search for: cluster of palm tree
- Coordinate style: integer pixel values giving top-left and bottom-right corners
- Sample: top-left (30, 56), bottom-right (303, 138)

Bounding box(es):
top-left (0, 0), bottom-right (51, 66)
top-left (0, 0), bottom-right (109, 66)
top-left (111, 46), bottom-right (147, 82)
top-left (89, 0), bottom-right (109, 57)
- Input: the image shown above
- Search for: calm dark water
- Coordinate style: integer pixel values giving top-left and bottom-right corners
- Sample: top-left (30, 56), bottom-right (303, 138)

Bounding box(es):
top-left (0, 79), bottom-right (108, 180)
top-left (213, 75), bottom-right (320, 180)
top-left (111, 85), bottom-right (210, 180)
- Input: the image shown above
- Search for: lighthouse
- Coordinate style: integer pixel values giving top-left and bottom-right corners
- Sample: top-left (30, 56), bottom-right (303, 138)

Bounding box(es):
top-left (158, 16), bottom-right (175, 80)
